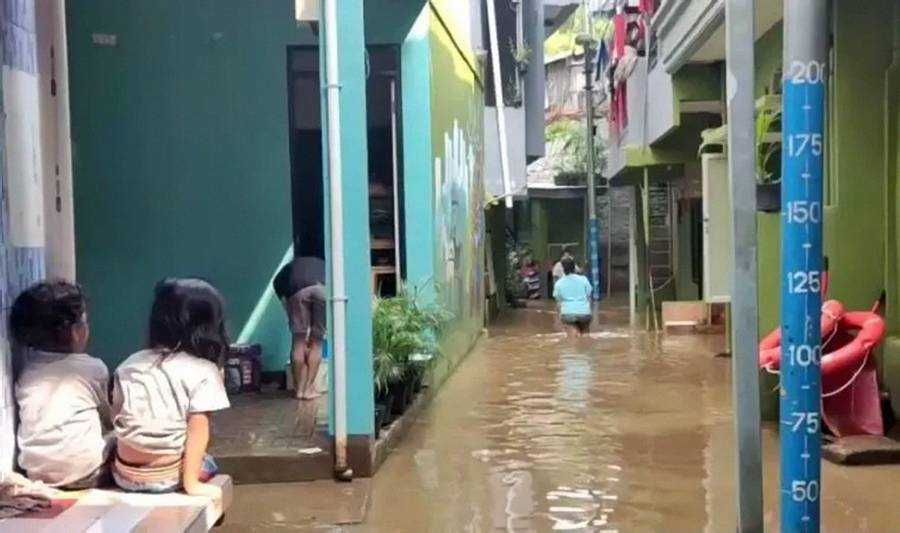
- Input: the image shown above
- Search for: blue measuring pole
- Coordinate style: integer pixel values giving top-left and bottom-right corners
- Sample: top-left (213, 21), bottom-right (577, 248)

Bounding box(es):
top-left (780, 2), bottom-right (827, 530)
top-left (590, 217), bottom-right (601, 300)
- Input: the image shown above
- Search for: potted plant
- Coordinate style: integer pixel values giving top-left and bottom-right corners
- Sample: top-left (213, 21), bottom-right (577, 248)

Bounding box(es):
top-left (755, 99), bottom-right (782, 213)
top-left (372, 286), bottom-right (452, 423)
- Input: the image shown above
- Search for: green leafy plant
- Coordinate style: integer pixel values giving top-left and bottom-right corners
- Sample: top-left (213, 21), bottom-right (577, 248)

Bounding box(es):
top-left (755, 106), bottom-right (782, 184)
top-left (510, 38), bottom-right (533, 71)
top-left (547, 119), bottom-right (606, 185)
top-left (372, 286), bottom-right (453, 394)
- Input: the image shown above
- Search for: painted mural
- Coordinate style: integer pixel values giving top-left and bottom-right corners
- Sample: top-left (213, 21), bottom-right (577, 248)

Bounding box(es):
top-left (429, 7), bottom-right (485, 332)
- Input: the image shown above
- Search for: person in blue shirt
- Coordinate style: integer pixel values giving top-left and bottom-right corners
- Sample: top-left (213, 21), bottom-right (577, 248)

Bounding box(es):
top-left (552, 256), bottom-right (593, 337)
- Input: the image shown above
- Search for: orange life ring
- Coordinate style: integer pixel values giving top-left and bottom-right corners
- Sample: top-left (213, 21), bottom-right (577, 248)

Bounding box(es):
top-left (820, 311), bottom-right (885, 378)
top-left (758, 299), bottom-right (844, 371)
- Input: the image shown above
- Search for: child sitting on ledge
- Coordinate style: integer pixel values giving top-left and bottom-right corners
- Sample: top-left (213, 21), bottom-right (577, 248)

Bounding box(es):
top-left (11, 281), bottom-right (113, 489)
top-left (112, 278), bottom-right (230, 497)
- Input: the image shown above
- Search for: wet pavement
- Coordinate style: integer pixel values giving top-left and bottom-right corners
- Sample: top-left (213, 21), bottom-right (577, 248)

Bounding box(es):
top-left (225, 301), bottom-right (900, 531)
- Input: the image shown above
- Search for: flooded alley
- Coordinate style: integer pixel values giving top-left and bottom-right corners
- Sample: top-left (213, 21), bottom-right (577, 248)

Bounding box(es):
top-left (223, 303), bottom-right (900, 531)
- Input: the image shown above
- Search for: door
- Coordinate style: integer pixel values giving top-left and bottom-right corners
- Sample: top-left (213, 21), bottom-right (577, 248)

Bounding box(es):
top-left (702, 153), bottom-right (732, 303)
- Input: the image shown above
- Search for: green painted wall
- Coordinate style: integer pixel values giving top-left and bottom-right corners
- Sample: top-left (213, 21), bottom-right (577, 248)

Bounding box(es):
top-left (429, 2), bottom-right (486, 358)
top-left (529, 199), bottom-right (549, 263)
top-left (486, 204), bottom-right (508, 315)
top-left (880, 4), bottom-right (900, 416)
top-left (68, 1), bottom-right (317, 367)
top-left (675, 203), bottom-right (699, 301)
top-left (546, 198), bottom-right (586, 263)
top-left (755, 1), bottom-right (895, 417)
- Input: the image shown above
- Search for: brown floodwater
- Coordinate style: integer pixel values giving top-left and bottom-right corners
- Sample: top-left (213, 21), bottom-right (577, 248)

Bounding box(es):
top-left (347, 302), bottom-right (900, 532)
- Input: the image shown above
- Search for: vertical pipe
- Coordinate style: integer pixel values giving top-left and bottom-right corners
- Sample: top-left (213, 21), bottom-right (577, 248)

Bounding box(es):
top-left (725, 1), bottom-right (763, 530)
top-left (781, 1), bottom-right (827, 530)
top-left (323, 0), bottom-right (351, 478)
top-left (579, 36), bottom-right (600, 300)
top-left (485, 0), bottom-right (514, 208)
top-left (629, 186), bottom-right (638, 325)
top-left (390, 77), bottom-right (402, 281)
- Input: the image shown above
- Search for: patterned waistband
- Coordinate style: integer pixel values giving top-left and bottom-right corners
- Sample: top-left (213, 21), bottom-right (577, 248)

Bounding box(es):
top-left (113, 454), bottom-right (181, 484)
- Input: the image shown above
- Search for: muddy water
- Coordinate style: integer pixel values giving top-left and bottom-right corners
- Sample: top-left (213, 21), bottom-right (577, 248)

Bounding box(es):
top-left (353, 303), bottom-right (900, 532)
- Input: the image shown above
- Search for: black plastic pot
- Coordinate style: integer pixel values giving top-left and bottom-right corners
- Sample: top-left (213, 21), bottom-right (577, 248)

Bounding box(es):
top-left (374, 404), bottom-right (387, 438)
top-left (389, 381), bottom-right (408, 415)
top-left (757, 182), bottom-right (781, 213)
top-left (375, 389), bottom-right (394, 424)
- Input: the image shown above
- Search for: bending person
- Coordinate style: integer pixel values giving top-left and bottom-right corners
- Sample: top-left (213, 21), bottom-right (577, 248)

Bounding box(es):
top-left (274, 256), bottom-right (327, 400)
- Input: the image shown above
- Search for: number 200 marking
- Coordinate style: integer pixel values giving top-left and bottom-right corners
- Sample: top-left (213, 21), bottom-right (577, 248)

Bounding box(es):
top-left (789, 60), bottom-right (826, 84)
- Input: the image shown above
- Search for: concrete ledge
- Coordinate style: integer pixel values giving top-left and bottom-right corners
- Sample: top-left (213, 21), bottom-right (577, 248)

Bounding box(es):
top-left (0, 475), bottom-right (232, 532)
top-left (372, 391), bottom-right (429, 472)
top-left (822, 435), bottom-right (900, 465)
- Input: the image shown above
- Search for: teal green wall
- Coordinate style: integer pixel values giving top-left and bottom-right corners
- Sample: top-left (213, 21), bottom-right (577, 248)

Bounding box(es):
top-left (68, 1), bottom-right (316, 368)
top-left (402, 7), bottom-right (435, 301)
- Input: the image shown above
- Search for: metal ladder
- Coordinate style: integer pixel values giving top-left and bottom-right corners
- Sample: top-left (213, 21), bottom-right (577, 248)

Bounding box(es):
top-left (647, 182), bottom-right (674, 292)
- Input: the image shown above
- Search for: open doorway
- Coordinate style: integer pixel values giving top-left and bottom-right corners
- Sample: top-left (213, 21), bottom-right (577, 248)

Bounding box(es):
top-left (367, 47), bottom-right (405, 297)
top-left (287, 48), bottom-right (326, 259)
top-left (287, 47), bottom-right (405, 297)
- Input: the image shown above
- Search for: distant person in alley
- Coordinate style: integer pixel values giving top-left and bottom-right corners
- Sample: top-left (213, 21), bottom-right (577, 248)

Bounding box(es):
top-left (274, 256), bottom-right (327, 400)
top-left (553, 256), bottom-right (592, 338)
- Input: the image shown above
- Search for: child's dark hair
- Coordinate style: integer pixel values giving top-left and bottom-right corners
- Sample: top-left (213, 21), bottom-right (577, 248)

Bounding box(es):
top-left (562, 257), bottom-right (576, 275)
top-left (9, 280), bottom-right (87, 352)
top-left (148, 278), bottom-right (230, 364)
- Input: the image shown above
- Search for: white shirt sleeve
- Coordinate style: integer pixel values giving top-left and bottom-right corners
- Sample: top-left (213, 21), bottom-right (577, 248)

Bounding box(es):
top-left (186, 362), bottom-right (231, 413)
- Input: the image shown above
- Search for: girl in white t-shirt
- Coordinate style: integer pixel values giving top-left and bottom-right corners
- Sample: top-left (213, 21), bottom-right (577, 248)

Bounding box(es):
top-left (10, 281), bottom-right (113, 489)
top-left (112, 278), bottom-right (231, 497)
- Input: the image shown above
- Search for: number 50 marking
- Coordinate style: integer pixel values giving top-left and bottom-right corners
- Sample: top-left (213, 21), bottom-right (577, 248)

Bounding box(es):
top-left (791, 480), bottom-right (820, 503)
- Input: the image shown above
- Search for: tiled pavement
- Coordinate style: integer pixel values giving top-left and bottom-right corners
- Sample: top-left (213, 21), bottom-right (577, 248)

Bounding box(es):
top-left (211, 385), bottom-right (328, 457)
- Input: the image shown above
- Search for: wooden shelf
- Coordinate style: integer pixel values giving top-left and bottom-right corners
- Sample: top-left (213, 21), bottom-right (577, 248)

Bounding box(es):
top-left (371, 238), bottom-right (395, 250)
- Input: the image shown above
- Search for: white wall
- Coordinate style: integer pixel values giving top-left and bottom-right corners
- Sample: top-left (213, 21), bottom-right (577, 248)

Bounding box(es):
top-left (484, 107), bottom-right (527, 197)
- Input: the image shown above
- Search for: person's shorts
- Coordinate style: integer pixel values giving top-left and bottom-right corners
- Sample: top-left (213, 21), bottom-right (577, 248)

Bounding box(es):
top-left (286, 284), bottom-right (327, 341)
top-left (561, 314), bottom-right (592, 333)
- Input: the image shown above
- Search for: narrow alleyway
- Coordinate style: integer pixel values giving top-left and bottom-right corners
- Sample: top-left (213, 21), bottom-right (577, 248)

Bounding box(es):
top-left (224, 302), bottom-right (900, 531)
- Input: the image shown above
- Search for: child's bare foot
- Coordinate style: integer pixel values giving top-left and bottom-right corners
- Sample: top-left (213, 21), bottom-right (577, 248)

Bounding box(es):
top-left (302, 391), bottom-right (322, 400)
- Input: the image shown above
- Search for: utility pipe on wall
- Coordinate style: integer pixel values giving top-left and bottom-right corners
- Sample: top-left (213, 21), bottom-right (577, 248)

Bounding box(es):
top-left (323, 0), bottom-right (351, 480)
top-left (485, 0), bottom-right (514, 208)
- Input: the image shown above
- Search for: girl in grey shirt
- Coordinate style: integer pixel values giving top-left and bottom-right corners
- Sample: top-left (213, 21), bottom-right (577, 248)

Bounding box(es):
top-left (11, 281), bottom-right (112, 489)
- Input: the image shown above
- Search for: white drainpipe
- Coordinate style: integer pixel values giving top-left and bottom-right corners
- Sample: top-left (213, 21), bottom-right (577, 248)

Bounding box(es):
top-left (323, 0), bottom-right (351, 480)
top-left (485, 0), bottom-right (514, 208)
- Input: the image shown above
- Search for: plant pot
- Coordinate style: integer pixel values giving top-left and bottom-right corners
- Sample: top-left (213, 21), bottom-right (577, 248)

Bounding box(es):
top-left (756, 182), bottom-right (781, 213)
top-left (375, 389), bottom-right (394, 425)
top-left (374, 404), bottom-right (387, 438)
top-left (403, 378), bottom-right (416, 408)
top-left (389, 381), bottom-right (408, 415)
